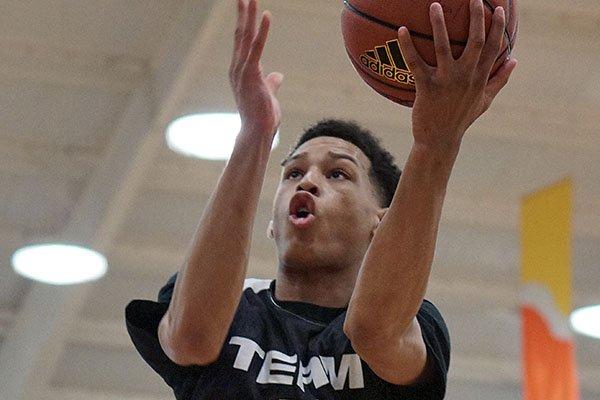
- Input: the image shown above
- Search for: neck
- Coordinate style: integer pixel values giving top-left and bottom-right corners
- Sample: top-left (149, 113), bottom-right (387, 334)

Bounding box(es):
top-left (275, 264), bottom-right (358, 308)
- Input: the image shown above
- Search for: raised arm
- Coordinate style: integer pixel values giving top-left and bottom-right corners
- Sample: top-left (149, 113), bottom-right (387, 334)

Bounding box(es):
top-left (344, 0), bottom-right (517, 385)
top-left (158, 0), bottom-right (283, 366)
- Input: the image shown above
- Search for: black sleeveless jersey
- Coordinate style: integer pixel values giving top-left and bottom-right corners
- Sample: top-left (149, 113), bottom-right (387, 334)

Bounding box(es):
top-left (126, 275), bottom-right (450, 399)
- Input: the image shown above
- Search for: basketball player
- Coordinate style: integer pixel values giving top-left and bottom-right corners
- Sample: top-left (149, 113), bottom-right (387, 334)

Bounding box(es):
top-left (126, 0), bottom-right (517, 398)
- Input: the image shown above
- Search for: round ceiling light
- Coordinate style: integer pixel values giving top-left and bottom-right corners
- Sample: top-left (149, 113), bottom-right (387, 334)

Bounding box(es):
top-left (12, 244), bottom-right (108, 285)
top-left (570, 305), bottom-right (600, 340)
top-left (165, 112), bottom-right (279, 160)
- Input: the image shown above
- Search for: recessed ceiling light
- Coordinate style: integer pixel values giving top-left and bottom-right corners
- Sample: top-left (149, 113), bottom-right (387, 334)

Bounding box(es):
top-left (12, 244), bottom-right (108, 285)
top-left (570, 305), bottom-right (600, 340)
top-left (165, 112), bottom-right (279, 160)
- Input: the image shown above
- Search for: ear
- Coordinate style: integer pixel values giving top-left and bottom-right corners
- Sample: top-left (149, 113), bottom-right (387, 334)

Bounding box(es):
top-left (266, 220), bottom-right (274, 240)
top-left (376, 208), bottom-right (387, 221)
top-left (371, 208), bottom-right (388, 236)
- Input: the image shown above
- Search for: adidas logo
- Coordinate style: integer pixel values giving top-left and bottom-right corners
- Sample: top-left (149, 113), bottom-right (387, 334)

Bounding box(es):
top-left (359, 39), bottom-right (415, 86)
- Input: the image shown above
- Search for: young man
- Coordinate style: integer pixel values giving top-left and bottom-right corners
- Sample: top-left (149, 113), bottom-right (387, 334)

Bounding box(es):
top-left (126, 0), bottom-right (517, 398)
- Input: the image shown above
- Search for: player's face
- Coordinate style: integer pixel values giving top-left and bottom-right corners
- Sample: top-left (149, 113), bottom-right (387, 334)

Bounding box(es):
top-left (271, 136), bottom-right (383, 271)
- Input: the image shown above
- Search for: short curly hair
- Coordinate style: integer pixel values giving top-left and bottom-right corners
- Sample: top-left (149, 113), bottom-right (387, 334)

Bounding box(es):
top-left (284, 119), bottom-right (401, 207)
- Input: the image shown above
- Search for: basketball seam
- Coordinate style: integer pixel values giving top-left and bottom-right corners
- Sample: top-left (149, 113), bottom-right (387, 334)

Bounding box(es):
top-left (507, 0), bottom-right (518, 54)
top-left (343, 0), bottom-right (467, 47)
top-left (483, 0), bottom-right (515, 60)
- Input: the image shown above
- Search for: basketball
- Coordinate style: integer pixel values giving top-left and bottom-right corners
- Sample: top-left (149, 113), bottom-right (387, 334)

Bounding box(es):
top-left (341, 0), bottom-right (518, 107)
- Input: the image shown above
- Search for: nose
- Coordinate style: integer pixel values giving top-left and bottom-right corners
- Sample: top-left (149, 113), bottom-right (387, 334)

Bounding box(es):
top-left (296, 171), bottom-right (320, 196)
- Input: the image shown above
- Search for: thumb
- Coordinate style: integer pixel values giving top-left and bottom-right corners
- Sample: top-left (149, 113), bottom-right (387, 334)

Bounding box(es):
top-left (266, 71), bottom-right (284, 95)
top-left (485, 58), bottom-right (517, 100)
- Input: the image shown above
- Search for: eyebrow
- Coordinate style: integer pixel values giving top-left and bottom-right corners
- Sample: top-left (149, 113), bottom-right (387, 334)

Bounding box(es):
top-left (281, 152), bottom-right (307, 166)
top-left (281, 150), bottom-right (360, 167)
top-left (327, 151), bottom-right (359, 166)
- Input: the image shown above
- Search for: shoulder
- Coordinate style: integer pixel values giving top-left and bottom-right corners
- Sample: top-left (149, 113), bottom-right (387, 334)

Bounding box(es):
top-left (157, 274), bottom-right (272, 304)
top-left (125, 299), bottom-right (198, 394)
top-left (418, 300), bottom-right (448, 327)
top-left (414, 299), bottom-right (451, 395)
top-left (416, 299), bottom-right (450, 349)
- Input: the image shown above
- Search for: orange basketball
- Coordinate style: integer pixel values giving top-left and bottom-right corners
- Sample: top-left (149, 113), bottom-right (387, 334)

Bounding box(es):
top-left (341, 0), bottom-right (518, 107)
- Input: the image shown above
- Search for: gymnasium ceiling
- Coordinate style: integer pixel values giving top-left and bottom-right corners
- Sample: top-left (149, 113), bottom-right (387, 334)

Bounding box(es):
top-left (0, 0), bottom-right (599, 399)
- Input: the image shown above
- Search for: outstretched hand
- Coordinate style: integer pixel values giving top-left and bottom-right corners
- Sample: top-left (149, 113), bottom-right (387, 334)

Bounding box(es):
top-left (230, 0), bottom-right (284, 138)
top-left (398, 0), bottom-right (517, 149)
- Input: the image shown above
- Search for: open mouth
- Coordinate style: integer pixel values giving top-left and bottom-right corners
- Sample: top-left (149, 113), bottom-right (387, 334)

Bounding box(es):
top-left (289, 192), bottom-right (316, 228)
top-left (294, 208), bottom-right (310, 219)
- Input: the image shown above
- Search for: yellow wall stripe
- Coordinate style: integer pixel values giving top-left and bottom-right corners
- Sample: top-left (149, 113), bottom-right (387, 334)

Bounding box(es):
top-left (520, 179), bottom-right (573, 316)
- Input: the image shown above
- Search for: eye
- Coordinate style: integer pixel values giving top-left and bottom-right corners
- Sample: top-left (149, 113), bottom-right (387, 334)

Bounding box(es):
top-left (285, 169), bottom-right (303, 180)
top-left (330, 169), bottom-right (349, 180)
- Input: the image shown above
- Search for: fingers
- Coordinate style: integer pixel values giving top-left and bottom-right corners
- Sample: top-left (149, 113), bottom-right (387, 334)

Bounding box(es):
top-left (461, 0), bottom-right (505, 72)
top-left (242, 0), bottom-right (258, 59)
top-left (232, 0), bottom-right (249, 64)
top-left (429, 3), bottom-right (452, 69)
top-left (399, 2), bottom-right (453, 74)
top-left (247, 11), bottom-right (272, 68)
top-left (462, 0), bottom-right (486, 60)
top-left (232, 0), bottom-right (260, 65)
top-left (478, 7), bottom-right (505, 73)
top-left (231, 0), bottom-right (271, 81)
top-left (397, 26), bottom-right (428, 79)
top-left (485, 57), bottom-right (517, 99)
